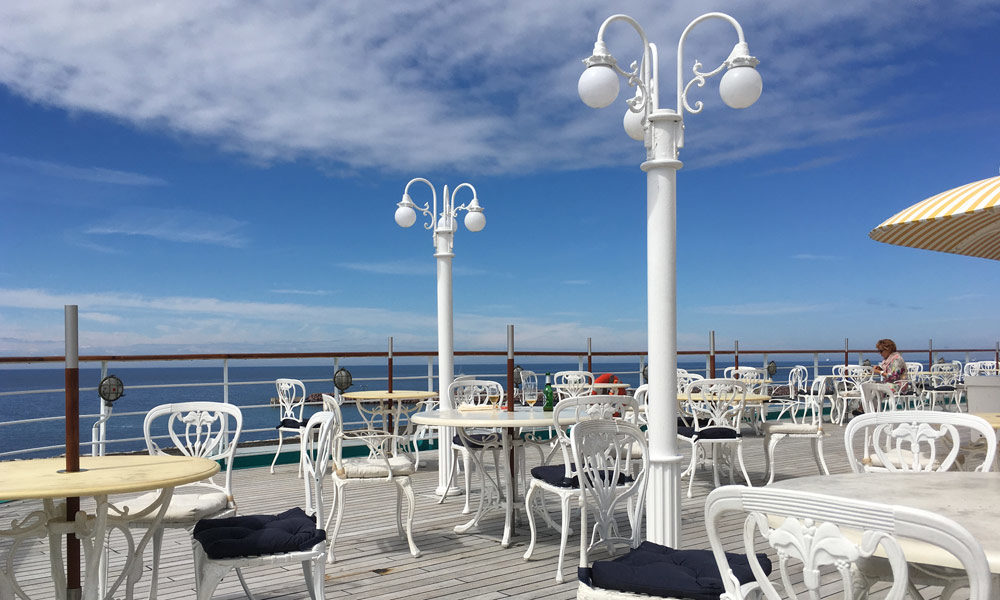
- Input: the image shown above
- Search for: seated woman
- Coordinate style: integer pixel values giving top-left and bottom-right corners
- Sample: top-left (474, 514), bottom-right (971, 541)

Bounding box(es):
top-left (873, 338), bottom-right (909, 393)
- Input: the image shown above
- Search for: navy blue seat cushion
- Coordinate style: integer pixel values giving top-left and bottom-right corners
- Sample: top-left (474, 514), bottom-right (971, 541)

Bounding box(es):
top-left (529, 464), bottom-right (633, 489)
top-left (579, 541), bottom-right (771, 600)
top-left (926, 385), bottom-right (956, 391)
top-left (193, 507), bottom-right (325, 560)
top-left (277, 418), bottom-right (307, 429)
top-left (452, 433), bottom-right (498, 448)
top-left (677, 426), bottom-right (696, 438)
top-left (693, 427), bottom-right (740, 440)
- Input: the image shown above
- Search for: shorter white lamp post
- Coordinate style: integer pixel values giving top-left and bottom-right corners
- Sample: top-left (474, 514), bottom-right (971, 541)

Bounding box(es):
top-left (395, 177), bottom-right (485, 497)
top-left (578, 12), bottom-right (761, 546)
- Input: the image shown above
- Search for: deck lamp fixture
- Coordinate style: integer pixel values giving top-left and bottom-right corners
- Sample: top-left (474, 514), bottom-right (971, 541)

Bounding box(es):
top-left (334, 368), bottom-right (353, 393)
top-left (395, 177), bottom-right (485, 498)
top-left (579, 12), bottom-right (761, 547)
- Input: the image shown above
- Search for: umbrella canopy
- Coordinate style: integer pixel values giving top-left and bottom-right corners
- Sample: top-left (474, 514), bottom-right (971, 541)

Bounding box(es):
top-left (870, 175), bottom-right (1000, 261)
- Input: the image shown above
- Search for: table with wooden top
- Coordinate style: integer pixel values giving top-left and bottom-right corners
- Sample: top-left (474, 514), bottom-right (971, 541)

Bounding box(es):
top-left (341, 389), bottom-right (438, 438)
top-left (0, 455), bottom-right (219, 600)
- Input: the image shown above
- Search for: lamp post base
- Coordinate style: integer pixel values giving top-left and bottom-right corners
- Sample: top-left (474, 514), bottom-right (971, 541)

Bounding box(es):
top-left (645, 454), bottom-right (683, 547)
top-left (434, 485), bottom-right (465, 498)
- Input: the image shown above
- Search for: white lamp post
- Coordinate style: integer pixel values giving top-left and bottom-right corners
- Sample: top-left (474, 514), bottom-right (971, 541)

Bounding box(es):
top-left (578, 12), bottom-right (761, 546)
top-left (395, 177), bottom-right (485, 497)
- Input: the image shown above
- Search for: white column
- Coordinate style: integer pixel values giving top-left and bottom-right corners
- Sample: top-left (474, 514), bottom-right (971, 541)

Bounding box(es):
top-left (434, 229), bottom-right (460, 496)
top-left (642, 109), bottom-right (683, 547)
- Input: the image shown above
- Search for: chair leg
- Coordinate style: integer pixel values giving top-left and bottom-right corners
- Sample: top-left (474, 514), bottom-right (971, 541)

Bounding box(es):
top-left (522, 483), bottom-right (540, 560)
top-left (193, 544), bottom-right (233, 600)
top-left (735, 442), bottom-right (752, 487)
top-left (437, 447), bottom-right (459, 505)
top-left (764, 434), bottom-right (779, 485)
top-left (149, 525), bottom-right (165, 599)
top-left (302, 552), bottom-right (326, 600)
top-left (461, 450), bottom-right (473, 514)
top-left (686, 447), bottom-right (698, 498)
top-left (271, 430), bottom-right (285, 474)
top-left (555, 493), bottom-right (573, 583)
top-left (397, 478), bottom-right (422, 558)
top-left (813, 437), bottom-right (830, 475)
top-left (325, 485), bottom-right (346, 563)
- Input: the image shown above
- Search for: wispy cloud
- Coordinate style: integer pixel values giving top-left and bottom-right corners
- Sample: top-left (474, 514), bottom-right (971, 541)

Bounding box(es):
top-left (0, 2), bottom-right (994, 174)
top-left (695, 302), bottom-right (837, 316)
top-left (80, 311), bottom-right (121, 323)
top-left (0, 153), bottom-right (166, 186)
top-left (85, 207), bottom-right (248, 247)
top-left (762, 155), bottom-right (847, 175)
top-left (270, 289), bottom-right (335, 296)
top-left (339, 261), bottom-right (488, 276)
top-left (561, 280), bottom-right (590, 286)
top-left (793, 254), bottom-right (840, 261)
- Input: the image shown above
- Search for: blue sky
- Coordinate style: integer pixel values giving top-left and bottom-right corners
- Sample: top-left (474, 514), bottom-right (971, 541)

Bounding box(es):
top-left (1, 0), bottom-right (999, 357)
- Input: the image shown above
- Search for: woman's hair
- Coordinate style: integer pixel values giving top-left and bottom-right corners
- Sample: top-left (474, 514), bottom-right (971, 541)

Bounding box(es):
top-left (876, 338), bottom-right (897, 353)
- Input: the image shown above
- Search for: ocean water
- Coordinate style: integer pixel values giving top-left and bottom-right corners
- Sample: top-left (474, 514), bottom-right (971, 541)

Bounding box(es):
top-left (0, 360), bottom-right (670, 459)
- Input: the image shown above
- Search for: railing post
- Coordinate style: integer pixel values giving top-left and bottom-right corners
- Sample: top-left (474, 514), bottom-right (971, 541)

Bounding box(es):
top-left (506, 325), bottom-right (515, 411)
top-left (734, 340), bottom-right (739, 371)
top-left (94, 360), bottom-right (109, 457)
top-left (427, 356), bottom-right (434, 392)
top-left (640, 355), bottom-right (646, 384)
top-left (929, 338), bottom-right (934, 370)
top-left (387, 336), bottom-right (394, 393)
top-left (844, 338), bottom-right (849, 367)
top-left (709, 331), bottom-right (716, 378)
top-left (223, 358), bottom-right (229, 404)
top-left (587, 337), bottom-right (593, 373)
top-left (813, 353), bottom-right (819, 378)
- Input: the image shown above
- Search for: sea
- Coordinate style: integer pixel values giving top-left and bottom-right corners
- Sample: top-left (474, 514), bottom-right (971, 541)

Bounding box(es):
top-left (1, 359), bottom-right (703, 459)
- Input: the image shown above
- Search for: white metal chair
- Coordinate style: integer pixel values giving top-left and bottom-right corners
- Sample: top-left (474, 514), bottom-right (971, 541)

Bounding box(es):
top-left (439, 379), bottom-right (508, 515)
top-left (270, 378), bottom-right (308, 476)
top-left (704, 485), bottom-right (992, 599)
top-left (906, 361), bottom-right (925, 375)
top-left (965, 360), bottom-right (1000, 377)
top-left (572, 420), bottom-right (647, 578)
top-left (320, 394), bottom-right (421, 562)
top-left (677, 378), bottom-right (752, 498)
top-left (553, 370), bottom-right (595, 399)
top-left (523, 395), bottom-right (638, 583)
top-left (192, 411), bottom-right (332, 600)
top-left (761, 375), bottom-right (831, 484)
top-left (845, 410), bottom-right (997, 473)
top-left (106, 402), bottom-right (242, 599)
top-left (404, 395), bottom-right (439, 469)
top-left (922, 361), bottom-right (964, 411)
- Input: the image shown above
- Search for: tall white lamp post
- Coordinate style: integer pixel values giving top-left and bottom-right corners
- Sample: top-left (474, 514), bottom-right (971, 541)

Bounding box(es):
top-left (395, 177), bottom-right (485, 497)
top-left (578, 12), bottom-right (761, 546)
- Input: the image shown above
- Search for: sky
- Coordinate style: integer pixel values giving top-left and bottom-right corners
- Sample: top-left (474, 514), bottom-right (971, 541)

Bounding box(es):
top-left (1, 0), bottom-right (1000, 359)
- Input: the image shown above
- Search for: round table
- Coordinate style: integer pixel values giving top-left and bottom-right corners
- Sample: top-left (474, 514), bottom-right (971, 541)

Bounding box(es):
top-left (0, 455), bottom-right (218, 600)
top-left (770, 471), bottom-right (1000, 571)
top-left (411, 407), bottom-right (580, 547)
top-left (341, 390), bottom-right (438, 437)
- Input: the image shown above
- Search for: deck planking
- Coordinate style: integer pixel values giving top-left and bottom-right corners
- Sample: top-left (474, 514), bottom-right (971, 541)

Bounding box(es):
top-left (0, 420), bottom-right (964, 599)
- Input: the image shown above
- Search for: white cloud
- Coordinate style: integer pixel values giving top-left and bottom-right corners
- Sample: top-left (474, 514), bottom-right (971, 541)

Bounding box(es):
top-left (0, 1), bottom-right (995, 175)
top-left (695, 302), bottom-right (837, 316)
top-left (0, 154), bottom-right (167, 186)
top-left (85, 207), bottom-right (249, 247)
top-left (80, 311), bottom-right (121, 323)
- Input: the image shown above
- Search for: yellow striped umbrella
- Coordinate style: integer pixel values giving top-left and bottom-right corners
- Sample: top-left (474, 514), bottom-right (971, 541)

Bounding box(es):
top-left (870, 176), bottom-right (1000, 261)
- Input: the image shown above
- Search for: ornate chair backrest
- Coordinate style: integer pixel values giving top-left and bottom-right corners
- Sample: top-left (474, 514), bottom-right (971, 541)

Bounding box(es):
top-left (552, 395), bottom-right (639, 479)
top-left (447, 378), bottom-right (504, 407)
top-left (845, 410), bottom-right (997, 473)
top-left (275, 378), bottom-right (307, 422)
top-left (143, 401), bottom-right (243, 501)
top-left (705, 486), bottom-right (992, 599)
top-left (571, 419), bottom-right (648, 562)
top-left (966, 360), bottom-right (1000, 377)
top-left (844, 364), bottom-right (874, 385)
top-left (787, 365), bottom-right (809, 399)
top-left (676, 371), bottom-right (704, 394)
top-left (300, 410), bottom-right (336, 525)
top-left (321, 394), bottom-right (402, 481)
top-left (905, 361), bottom-right (924, 374)
top-left (553, 370), bottom-right (595, 399)
top-left (930, 361), bottom-right (962, 386)
top-left (683, 378), bottom-right (747, 431)
top-left (830, 364), bottom-right (848, 378)
top-left (786, 376), bottom-right (829, 427)
top-left (632, 384), bottom-right (648, 426)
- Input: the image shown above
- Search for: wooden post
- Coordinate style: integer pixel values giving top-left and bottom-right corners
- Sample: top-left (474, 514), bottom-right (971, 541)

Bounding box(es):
top-left (64, 305), bottom-right (81, 599)
top-left (587, 337), bottom-right (593, 373)
top-left (506, 325), bottom-right (515, 412)
top-left (709, 331), bottom-right (716, 378)
top-left (387, 336), bottom-right (394, 393)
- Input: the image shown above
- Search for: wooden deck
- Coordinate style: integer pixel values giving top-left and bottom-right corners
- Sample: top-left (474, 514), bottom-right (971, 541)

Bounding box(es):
top-left (0, 421), bottom-right (957, 599)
